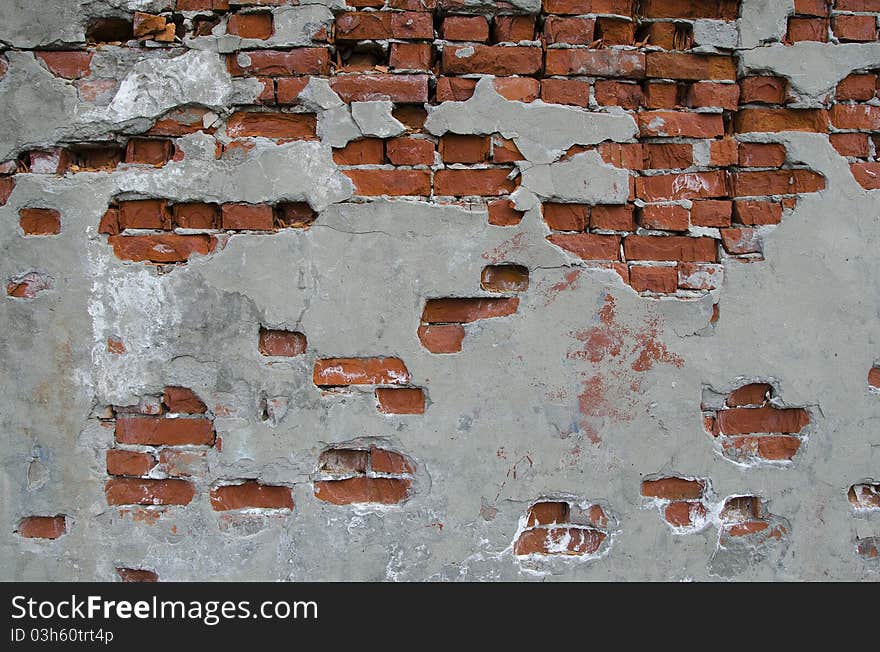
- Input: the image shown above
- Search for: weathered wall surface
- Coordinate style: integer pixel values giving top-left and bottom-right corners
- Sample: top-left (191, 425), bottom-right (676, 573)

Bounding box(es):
top-left (1, 0), bottom-right (879, 581)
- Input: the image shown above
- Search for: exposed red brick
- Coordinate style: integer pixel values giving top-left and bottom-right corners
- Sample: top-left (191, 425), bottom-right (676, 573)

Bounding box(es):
top-left (480, 265), bottom-right (529, 292)
top-left (493, 77), bottom-right (541, 102)
top-left (664, 501), bottom-right (707, 527)
top-left (595, 80), bottom-right (643, 110)
top-left (172, 203), bottom-right (219, 229)
top-left (641, 0), bottom-right (738, 19)
top-left (716, 406), bottom-right (810, 435)
top-left (640, 204), bottom-right (689, 231)
top-left (109, 233), bottom-right (212, 263)
top-left (314, 477), bottom-right (412, 504)
top-left (19, 208), bottom-right (61, 235)
top-left (389, 42), bottom-right (434, 71)
top-left (739, 76), bottom-right (788, 105)
top-left (345, 169), bottom-right (431, 195)
top-left (227, 11), bottom-right (273, 39)
top-left (851, 162), bottom-right (880, 190)
top-left (422, 297), bottom-right (519, 323)
top-left (313, 357), bottom-right (410, 386)
top-left (629, 265), bottom-right (678, 293)
top-left (442, 15), bottom-right (489, 41)
top-left (434, 168), bottom-right (517, 196)
top-left (641, 477), bottom-right (705, 500)
top-left (488, 198), bottom-right (524, 226)
top-left (787, 17), bottom-right (829, 42)
top-left (227, 48), bottom-right (330, 76)
top-left (540, 78), bottom-right (591, 107)
top-left (16, 516), bottom-right (67, 540)
top-left (543, 16), bottom-right (595, 45)
top-left (106, 449), bottom-right (157, 477)
top-left (417, 324), bottom-right (465, 353)
top-left (259, 328), bottom-right (307, 356)
top-left (726, 383), bottom-right (772, 407)
top-left (635, 171), bottom-right (730, 201)
top-left (833, 15), bottom-right (877, 42)
top-left (526, 501), bottom-right (570, 527)
top-left (624, 235), bottom-right (718, 262)
top-left (376, 387), bottom-right (425, 414)
top-left (646, 53), bottom-right (736, 81)
top-left (370, 446), bottom-right (415, 474)
top-left (723, 435), bottom-right (802, 461)
top-left (442, 45), bottom-right (543, 76)
top-left (514, 527), bottom-right (606, 556)
top-left (163, 386), bottom-right (207, 414)
top-left (547, 233), bottom-right (621, 260)
top-left (545, 49), bottom-right (645, 79)
top-left (731, 170), bottom-right (825, 196)
top-left (830, 104), bottom-right (880, 131)
top-left (439, 134), bottom-right (490, 163)
top-left (115, 416), bottom-right (215, 446)
top-left (210, 481), bottom-right (293, 510)
top-left (226, 112), bottom-right (316, 139)
top-left (117, 568), bottom-right (158, 582)
top-left (333, 138), bottom-right (385, 166)
top-left (221, 203), bottom-right (274, 230)
top-left (638, 111), bottom-right (724, 138)
top-left (105, 478), bottom-right (196, 506)
top-left (733, 200), bottom-right (782, 225)
top-left (36, 51), bottom-right (93, 79)
top-left (493, 15), bottom-right (536, 42)
top-left (318, 448), bottom-right (369, 475)
top-left (691, 200), bottom-right (732, 228)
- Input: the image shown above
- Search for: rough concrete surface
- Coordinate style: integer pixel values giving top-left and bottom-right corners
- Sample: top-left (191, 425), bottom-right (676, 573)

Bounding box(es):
top-left (1, 0), bottom-right (879, 581)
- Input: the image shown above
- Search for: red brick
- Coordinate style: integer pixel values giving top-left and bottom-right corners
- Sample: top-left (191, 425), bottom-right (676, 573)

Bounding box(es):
top-left (594, 80), bottom-right (643, 110)
top-left (836, 73), bottom-right (878, 101)
top-left (733, 200), bottom-right (782, 225)
top-left (370, 446), bottom-right (415, 475)
top-left (163, 386), bottom-right (207, 414)
top-left (258, 328), bottom-right (307, 356)
top-left (172, 203), bottom-right (219, 229)
top-left (118, 200), bottom-right (171, 230)
top-left (376, 387), bottom-right (425, 414)
top-left (542, 0), bottom-right (634, 13)
top-left (115, 416), bottom-right (215, 445)
top-left (641, 477), bottom-right (705, 500)
top-left (643, 143), bottom-right (693, 169)
top-left (226, 48), bottom-right (330, 76)
top-left (591, 204), bottom-right (635, 231)
top-left (434, 168), bottom-right (517, 196)
top-left (493, 15), bottom-right (536, 42)
top-left (334, 11), bottom-right (392, 40)
top-left (442, 45), bottom-right (543, 76)
top-left (16, 516), bottom-right (67, 539)
top-left (678, 262), bottom-right (723, 290)
top-left (540, 78), bottom-right (591, 107)
top-left (480, 265), bottom-right (529, 292)
top-left (493, 77), bottom-right (541, 102)
top-left (848, 483), bottom-right (880, 509)
top-left (644, 82), bottom-right (680, 108)
top-left (275, 77), bottom-right (309, 104)
top-left (850, 162), bottom-right (880, 189)
top-left (488, 198), bottom-right (524, 226)
top-left (0, 178), bottom-right (14, 206)
top-left (526, 502), bottom-right (570, 527)
top-left (116, 568), bottom-right (158, 582)
top-left (345, 169), bottom-right (431, 196)
top-left (641, 0), bottom-right (738, 19)
top-left (318, 448), bottom-right (369, 475)
top-left (739, 77), bottom-right (787, 105)
top-left (738, 143), bottom-right (787, 167)
top-left (389, 42), bottom-right (434, 70)
top-left (546, 233), bottom-right (621, 260)
top-left (390, 11), bottom-right (434, 39)
top-left (221, 203), bottom-right (274, 230)
top-left (716, 406), bottom-right (810, 435)
top-left (833, 15), bottom-right (877, 42)
top-left (435, 76), bottom-right (476, 101)
top-left (313, 357), bottom-right (410, 386)
top-left (543, 203), bottom-right (588, 231)
top-left (210, 481), bottom-right (293, 510)
top-left (330, 74), bottom-right (429, 102)
top-left (720, 227), bottom-right (761, 254)
top-left (105, 478), bottom-right (196, 506)
top-left (787, 17), bottom-right (829, 42)
top-left (635, 171), bottom-right (730, 201)
top-left (422, 297), bottom-right (519, 323)
top-left (794, 0), bottom-right (829, 16)
top-left (598, 143), bottom-right (643, 169)
top-left (393, 105), bottom-right (427, 131)
top-left (148, 107), bottom-right (213, 136)
top-left (687, 82), bottom-right (740, 110)
top-left (545, 49), bottom-right (645, 79)
top-left (646, 53), bottom-right (736, 81)
top-left (6, 272), bottom-right (53, 299)
top-left (629, 265), bottom-right (678, 293)
top-left (638, 111), bottom-right (724, 138)
top-left (227, 11), bottom-right (273, 39)
top-left (125, 138), bottom-right (173, 166)
top-left (19, 208), bottom-right (61, 235)
top-left (514, 527), bottom-right (606, 556)
top-left (384, 137), bottom-right (432, 166)
top-left (417, 324), bottom-right (465, 353)
top-left (36, 51), bottom-right (93, 79)
top-left (492, 136), bottom-right (524, 163)
top-left (333, 138), bottom-right (385, 165)
top-left (726, 383), bottom-right (772, 407)
top-left (835, 0), bottom-right (880, 9)
top-left (596, 17), bottom-right (635, 45)
top-left (543, 16), bottom-right (595, 45)
top-left (314, 477), bottom-right (412, 504)
top-left (664, 500), bottom-right (707, 527)
top-left (442, 15), bottom-right (489, 41)
top-left (439, 134), bottom-right (490, 163)
top-left (731, 169), bottom-right (825, 196)
top-left (225, 111), bottom-right (316, 139)
top-left (691, 200), bottom-right (732, 227)
top-left (624, 235), bottom-right (718, 262)
top-left (106, 449), bottom-right (157, 476)
top-left (830, 104), bottom-right (880, 131)
top-left (723, 435), bottom-right (802, 461)
top-left (640, 204), bottom-right (689, 231)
